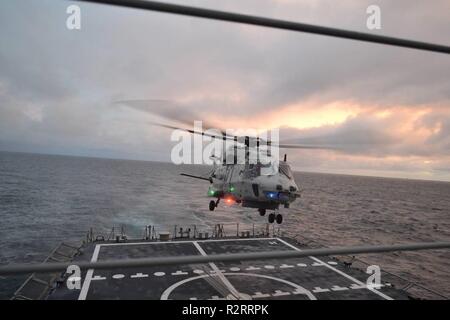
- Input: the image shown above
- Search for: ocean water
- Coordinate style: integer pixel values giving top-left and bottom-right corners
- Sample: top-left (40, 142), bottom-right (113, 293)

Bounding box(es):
top-left (0, 151), bottom-right (449, 299)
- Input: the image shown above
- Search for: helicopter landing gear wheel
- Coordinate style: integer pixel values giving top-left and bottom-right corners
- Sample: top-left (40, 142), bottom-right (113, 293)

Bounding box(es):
top-left (276, 214), bottom-right (283, 224)
top-left (209, 200), bottom-right (216, 211)
top-left (268, 213), bottom-right (275, 223)
top-left (259, 208), bottom-right (266, 216)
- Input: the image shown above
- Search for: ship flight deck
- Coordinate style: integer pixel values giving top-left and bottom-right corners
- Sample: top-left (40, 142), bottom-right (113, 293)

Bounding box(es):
top-left (47, 237), bottom-right (408, 300)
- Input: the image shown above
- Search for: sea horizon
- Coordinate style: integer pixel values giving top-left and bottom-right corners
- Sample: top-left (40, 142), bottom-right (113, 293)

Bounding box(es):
top-left (1, 149), bottom-right (449, 184)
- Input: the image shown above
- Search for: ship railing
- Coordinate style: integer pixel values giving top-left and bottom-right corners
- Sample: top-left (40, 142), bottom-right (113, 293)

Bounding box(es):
top-left (171, 223), bottom-right (282, 240)
top-left (289, 232), bottom-right (448, 300)
top-left (81, 225), bottom-right (447, 299)
top-left (10, 242), bottom-right (82, 300)
top-left (84, 222), bottom-right (282, 243)
top-left (86, 225), bottom-right (130, 243)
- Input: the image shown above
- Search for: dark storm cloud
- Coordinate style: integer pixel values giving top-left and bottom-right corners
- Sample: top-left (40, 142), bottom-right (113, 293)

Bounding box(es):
top-left (0, 0), bottom-right (449, 179)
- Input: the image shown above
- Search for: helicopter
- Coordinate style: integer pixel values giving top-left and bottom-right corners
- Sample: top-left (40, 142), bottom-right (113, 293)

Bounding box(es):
top-left (195, 145), bottom-right (299, 225)
top-left (116, 100), bottom-right (335, 224)
top-left (149, 120), bottom-right (331, 224)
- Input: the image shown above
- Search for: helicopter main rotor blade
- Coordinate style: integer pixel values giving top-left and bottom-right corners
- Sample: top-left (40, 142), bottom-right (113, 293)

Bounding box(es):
top-left (151, 121), bottom-right (339, 150)
top-left (149, 121), bottom-right (236, 141)
top-left (115, 100), bottom-right (275, 145)
top-left (275, 143), bottom-right (338, 150)
top-left (76, 0), bottom-right (450, 54)
top-left (115, 99), bottom-right (228, 136)
top-left (128, 102), bottom-right (342, 151)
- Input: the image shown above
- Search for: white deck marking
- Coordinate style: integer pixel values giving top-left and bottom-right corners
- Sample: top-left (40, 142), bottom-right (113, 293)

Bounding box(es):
top-left (328, 261), bottom-right (338, 265)
top-left (264, 265), bottom-right (275, 269)
top-left (112, 274), bottom-right (125, 279)
top-left (81, 237), bottom-right (392, 300)
top-left (160, 272), bottom-right (316, 300)
top-left (279, 264), bottom-right (294, 269)
top-left (192, 241), bottom-right (242, 299)
top-left (350, 283), bottom-right (366, 290)
top-left (80, 236), bottom-right (278, 300)
top-left (130, 273), bottom-right (148, 278)
top-left (78, 244), bottom-right (101, 300)
top-left (212, 269), bottom-right (226, 273)
top-left (193, 269), bottom-right (204, 274)
top-left (229, 267), bottom-right (240, 272)
top-left (272, 290), bottom-right (291, 297)
top-left (245, 266), bottom-right (260, 271)
top-left (252, 292), bottom-right (271, 298)
top-left (172, 270), bottom-right (188, 276)
top-left (292, 288), bottom-right (309, 295)
top-left (331, 285), bottom-right (349, 291)
top-left (276, 238), bottom-right (394, 300)
top-left (313, 287), bottom-right (330, 293)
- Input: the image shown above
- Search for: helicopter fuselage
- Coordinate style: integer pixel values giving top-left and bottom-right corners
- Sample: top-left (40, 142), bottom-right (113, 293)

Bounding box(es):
top-left (180, 140), bottom-right (301, 224)
top-left (207, 161), bottom-right (300, 213)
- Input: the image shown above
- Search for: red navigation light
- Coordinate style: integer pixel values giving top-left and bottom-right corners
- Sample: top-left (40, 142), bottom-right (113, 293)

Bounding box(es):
top-left (225, 196), bottom-right (235, 205)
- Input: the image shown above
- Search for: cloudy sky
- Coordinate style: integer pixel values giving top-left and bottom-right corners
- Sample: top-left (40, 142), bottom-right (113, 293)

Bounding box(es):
top-left (0, 0), bottom-right (449, 181)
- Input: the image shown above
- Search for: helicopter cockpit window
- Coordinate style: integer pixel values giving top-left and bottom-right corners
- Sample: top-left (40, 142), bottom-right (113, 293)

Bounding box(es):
top-left (243, 162), bottom-right (279, 178)
top-left (260, 162), bottom-right (276, 176)
top-left (279, 163), bottom-right (294, 180)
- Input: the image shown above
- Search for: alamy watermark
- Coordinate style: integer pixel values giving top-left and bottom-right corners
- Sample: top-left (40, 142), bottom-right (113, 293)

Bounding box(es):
top-left (66, 5), bottom-right (81, 30)
top-left (366, 5), bottom-right (381, 30)
top-left (63, 4), bottom-right (381, 31)
top-left (170, 121), bottom-right (280, 167)
top-left (66, 264), bottom-right (81, 290)
top-left (366, 265), bottom-right (382, 289)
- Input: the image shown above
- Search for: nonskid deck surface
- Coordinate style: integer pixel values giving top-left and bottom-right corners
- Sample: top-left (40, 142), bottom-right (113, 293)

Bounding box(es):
top-left (49, 238), bottom-right (409, 300)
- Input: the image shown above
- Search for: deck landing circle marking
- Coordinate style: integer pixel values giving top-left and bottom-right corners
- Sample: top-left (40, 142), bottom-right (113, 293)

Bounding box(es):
top-left (227, 293), bottom-right (252, 300)
top-left (160, 272), bottom-right (316, 300)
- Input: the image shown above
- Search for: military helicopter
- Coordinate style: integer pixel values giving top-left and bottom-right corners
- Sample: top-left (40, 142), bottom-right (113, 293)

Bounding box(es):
top-left (116, 99), bottom-right (335, 224)
top-left (145, 120), bottom-right (331, 225)
top-left (195, 147), bottom-right (298, 225)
